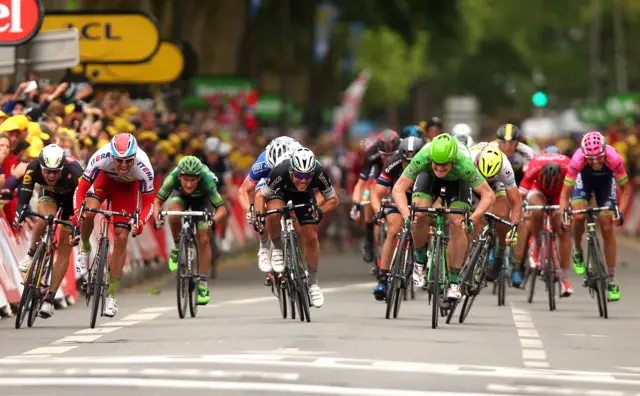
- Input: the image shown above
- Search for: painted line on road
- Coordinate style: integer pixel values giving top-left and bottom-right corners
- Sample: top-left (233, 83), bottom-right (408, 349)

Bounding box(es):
top-left (0, 377), bottom-right (519, 396)
top-left (487, 383), bottom-right (633, 395)
top-left (14, 281), bottom-right (377, 358)
top-left (510, 304), bottom-right (550, 369)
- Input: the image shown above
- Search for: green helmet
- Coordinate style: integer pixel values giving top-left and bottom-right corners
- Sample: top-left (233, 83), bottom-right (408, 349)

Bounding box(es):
top-left (178, 155), bottom-right (203, 176)
top-left (429, 134), bottom-right (458, 164)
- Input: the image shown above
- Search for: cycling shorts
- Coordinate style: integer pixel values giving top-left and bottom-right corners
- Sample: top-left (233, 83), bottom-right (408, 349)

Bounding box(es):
top-left (266, 190), bottom-right (319, 226)
top-left (527, 181), bottom-right (561, 206)
top-left (570, 171), bottom-right (617, 208)
top-left (412, 172), bottom-right (472, 209)
top-left (86, 172), bottom-right (140, 229)
top-left (38, 188), bottom-right (73, 230)
top-left (167, 192), bottom-right (217, 230)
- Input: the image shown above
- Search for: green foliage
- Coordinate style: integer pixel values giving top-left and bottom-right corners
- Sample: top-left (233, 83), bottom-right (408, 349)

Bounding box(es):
top-left (354, 27), bottom-right (432, 108)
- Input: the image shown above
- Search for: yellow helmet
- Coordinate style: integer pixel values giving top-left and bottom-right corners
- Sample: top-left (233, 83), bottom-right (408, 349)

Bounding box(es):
top-left (477, 147), bottom-right (503, 178)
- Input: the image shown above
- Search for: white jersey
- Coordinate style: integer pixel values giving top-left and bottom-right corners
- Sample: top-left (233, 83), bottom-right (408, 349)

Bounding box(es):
top-left (83, 144), bottom-right (155, 193)
top-left (470, 146), bottom-right (517, 189)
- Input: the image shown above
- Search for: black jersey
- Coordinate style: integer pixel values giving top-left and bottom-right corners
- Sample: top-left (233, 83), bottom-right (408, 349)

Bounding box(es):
top-left (358, 144), bottom-right (383, 181)
top-left (260, 160), bottom-right (336, 199)
top-left (377, 152), bottom-right (404, 188)
top-left (17, 157), bottom-right (84, 209)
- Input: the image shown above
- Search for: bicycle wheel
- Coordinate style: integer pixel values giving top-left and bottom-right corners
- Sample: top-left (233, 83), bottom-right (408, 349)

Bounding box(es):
top-left (188, 238), bottom-right (199, 318)
top-left (393, 239), bottom-right (412, 318)
top-left (384, 231), bottom-right (405, 319)
top-left (283, 238), bottom-right (297, 321)
top-left (450, 240), bottom-right (480, 324)
top-left (15, 243), bottom-right (46, 329)
top-left (28, 248), bottom-right (54, 327)
top-left (89, 238), bottom-right (109, 329)
top-left (592, 237), bottom-right (608, 319)
top-left (175, 234), bottom-right (189, 319)
top-left (526, 260), bottom-right (537, 304)
top-left (431, 237), bottom-right (442, 329)
top-left (497, 254), bottom-right (506, 307)
top-left (292, 234), bottom-right (311, 323)
top-left (460, 244), bottom-right (489, 324)
top-left (544, 234), bottom-right (556, 312)
top-left (277, 274), bottom-right (288, 318)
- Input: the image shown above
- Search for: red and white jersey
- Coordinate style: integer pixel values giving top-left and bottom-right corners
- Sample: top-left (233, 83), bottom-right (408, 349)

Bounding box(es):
top-left (82, 144), bottom-right (155, 193)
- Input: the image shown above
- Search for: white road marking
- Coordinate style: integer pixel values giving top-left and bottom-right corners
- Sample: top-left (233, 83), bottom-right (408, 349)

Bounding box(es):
top-left (564, 333), bottom-right (608, 338)
top-left (100, 321), bottom-right (140, 327)
top-left (54, 335), bottom-right (103, 344)
top-left (139, 306), bottom-right (174, 313)
top-left (22, 346), bottom-right (77, 355)
top-left (2, 354), bottom-right (639, 385)
top-left (487, 383), bottom-right (630, 395)
top-left (241, 348), bottom-right (336, 356)
top-left (121, 313), bottom-right (162, 321)
top-left (510, 304), bottom-right (550, 369)
top-left (0, 377), bottom-right (517, 396)
top-left (75, 327), bottom-right (121, 335)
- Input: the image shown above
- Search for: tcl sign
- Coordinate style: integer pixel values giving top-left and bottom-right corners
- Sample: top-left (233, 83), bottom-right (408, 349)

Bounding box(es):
top-left (0, 0), bottom-right (43, 46)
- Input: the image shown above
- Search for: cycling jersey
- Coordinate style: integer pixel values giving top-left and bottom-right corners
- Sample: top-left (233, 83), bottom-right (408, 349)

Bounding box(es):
top-left (478, 140), bottom-right (534, 174)
top-left (247, 150), bottom-right (270, 184)
top-left (156, 163), bottom-right (224, 208)
top-left (16, 156), bottom-right (84, 219)
top-left (564, 145), bottom-right (628, 187)
top-left (377, 152), bottom-right (404, 188)
top-left (520, 153), bottom-right (571, 200)
top-left (403, 140), bottom-right (485, 189)
top-left (359, 144), bottom-right (384, 181)
top-left (74, 144), bottom-right (155, 230)
top-left (261, 161), bottom-right (336, 200)
top-left (469, 146), bottom-right (516, 190)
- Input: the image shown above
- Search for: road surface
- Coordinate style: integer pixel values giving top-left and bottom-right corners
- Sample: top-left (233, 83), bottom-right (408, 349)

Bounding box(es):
top-left (1, 238), bottom-right (640, 396)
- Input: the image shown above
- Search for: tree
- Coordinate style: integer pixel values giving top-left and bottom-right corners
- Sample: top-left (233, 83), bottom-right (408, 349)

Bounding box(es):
top-left (355, 27), bottom-right (431, 127)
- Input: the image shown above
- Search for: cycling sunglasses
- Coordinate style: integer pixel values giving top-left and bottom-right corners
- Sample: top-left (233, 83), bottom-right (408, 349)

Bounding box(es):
top-left (585, 152), bottom-right (605, 160)
top-left (43, 168), bottom-right (61, 175)
top-left (114, 157), bottom-right (135, 164)
top-left (292, 171), bottom-right (313, 180)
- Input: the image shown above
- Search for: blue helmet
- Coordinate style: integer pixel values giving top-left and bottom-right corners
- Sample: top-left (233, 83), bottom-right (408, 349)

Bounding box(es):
top-left (543, 145), bottom-right (561, 154)
top-left (403, 125), bottom-right (421, 137)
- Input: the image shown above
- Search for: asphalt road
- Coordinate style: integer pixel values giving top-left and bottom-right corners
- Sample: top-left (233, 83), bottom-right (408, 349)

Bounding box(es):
top-left (2, 237), bottom-right (640, 396)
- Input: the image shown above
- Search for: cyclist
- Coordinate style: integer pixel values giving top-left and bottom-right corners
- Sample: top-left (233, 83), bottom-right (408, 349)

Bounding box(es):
top-left (560, 131), bottom-right (630, 302)
top-left (73, 133), bottom-right (155, 318)
top-left (392, 134), bottom-right (495, 299)
top-left (351, 129), bottom-right (400, 267)
top-left (201, 136), bottom-right (234, 253)
top-left (451, 123), bottom-right (475, 147)
top-left (237, 136), bottom-right (301, 272)
top-left (420, 117), bottom-right (443, 141)
top-left (153, 156), bottom-right (228, 305)
top-left (519, 149), bottom-right (574, 296)
top-left (469, 145), bottom-right (522, 284)
top-left (254, 147), bottom-right (339, 308)
top-left (401, 125), bottom-right (423, 138)
top-left (371, 136), bottom-right (425, 300)
top-left (13, 144), bottom-right (84, 319)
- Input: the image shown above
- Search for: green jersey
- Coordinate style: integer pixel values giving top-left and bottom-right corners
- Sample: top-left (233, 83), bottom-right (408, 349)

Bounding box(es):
top-left (157, 164), bottom-right (224, 207)
top-left (402, 140), bottom-right (485, 189)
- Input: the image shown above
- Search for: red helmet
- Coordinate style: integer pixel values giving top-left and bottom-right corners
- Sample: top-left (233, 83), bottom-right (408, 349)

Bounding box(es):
top-left (111, 133), bottom-right (138, 160)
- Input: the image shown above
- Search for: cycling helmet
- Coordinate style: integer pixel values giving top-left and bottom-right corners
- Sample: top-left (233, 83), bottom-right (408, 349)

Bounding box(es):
top-left (581, 131), bottom-right (605, 156)
top-left (452, 123), bottom-right (473, 137)
top-left (178, 155), bottom-right (203, 176)
top-left (538, 163), bottom-right (562, 191)
top-left (542, 145), bottom-right (561, 154)
top-left (476, 147), bottom-right (503, 179)
top-left (398, 136), bottom-right (425, 161)
top-left (496, 124), bottom-right (521, 142)
top-left (429, 133), bottom-right (458, 164)
top-left (290, 147), bottom-right (316, 174)
top-left (424, 117), bottom-right (442, 130)
top-left (403, 125), bottom-right (421, 137)
top-left (111, 133), bottom-right (137, 160)
top-left (266, 136), bottom-right (300, 168)
top-left (39, 144), bottom-right (65, 171)
top-left (454, 133), bottom-right (474, 147)
top-left (204, 136), bottom-right (221, 154)
top-left (376, 129), bottom-right (400, 155)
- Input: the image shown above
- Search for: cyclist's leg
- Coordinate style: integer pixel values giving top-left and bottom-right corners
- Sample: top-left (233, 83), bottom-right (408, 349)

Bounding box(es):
top-left (265, 193), bottom-right (285, 272)
top-left (77, 174), bottom-right (106, 276)
top-left (551, 194), bottom-right (573, 296)
top-left (40, 195), bottom-right (74, 318)
top-left (488, 184), bottom-right (510, 280)
top-left (595, 175), bottom-right (620, 300)
top-left (569, 172), bottom-right (590, 275)
top-left (525, 187), bottom-right (547, 269)
top-left (374, 209), bottom-right (403, 300)
top-left (165, 193), bottom-right (186, 272)
top-left (255, 179), bottom-right (271, 272)
top-left (444, 180), bottom-right (472, 299)
top-left (362, 180), bottom-right (376, 262)
top-left (195, 223), bottom-right (213, 305)
top-left (17, 192), bottom-right (52, 272)
top-left (293, 193), bottom-right (324, 307)
top-left (410, 172), bottom-right (436, 287)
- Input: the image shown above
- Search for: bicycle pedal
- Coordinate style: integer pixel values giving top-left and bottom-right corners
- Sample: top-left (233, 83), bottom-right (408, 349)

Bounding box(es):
top-left (264, 277), bottom-right (272, 287)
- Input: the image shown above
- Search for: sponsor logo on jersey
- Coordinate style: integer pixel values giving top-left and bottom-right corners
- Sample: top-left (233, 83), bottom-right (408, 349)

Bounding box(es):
top-left (385, 159), bottom-right (402, 174)
top-left (137, 161), bottom-right (152, 180)
top-left (23, 169), bottom-right (33, 184)
top-left (252, 161), bottom-right (268, 174)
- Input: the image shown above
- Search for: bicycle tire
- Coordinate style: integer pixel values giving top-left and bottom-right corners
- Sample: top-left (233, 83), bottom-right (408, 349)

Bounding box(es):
top-left (188, 238), bottom-right (199, 318)
top-left (544, 234), bottom-right (556, 312)
top-left (460, 245), bottom-right (489, 324)
top-left (15, 243), bottom-right (46, 329)
top-left (278, 274), bottom-right (288, 318)
top-left (497, 255), bottom-right (506, 307)
top-left (28, 248), bottom-right (54, 327)
top-left (384, 231), bottom-right (405, 319)
top-left (593, 237), bottom-right (608, 319)
top-left (450, 240), bottom-right (481, 324)
top-left (284, 237), bottom-right (297, 321)
top-left (292, 233), bottom-right (311, 323)
top-left (176, 234), bottom-right (189, 319)
top-left (526, 263), bottom-right (537, 304)
top-left (393, 240), bottom-right (410, 318)
top-left (89, 238), bottom-right (108, 329)
top-left (431, 236), bottom-right (442, 329)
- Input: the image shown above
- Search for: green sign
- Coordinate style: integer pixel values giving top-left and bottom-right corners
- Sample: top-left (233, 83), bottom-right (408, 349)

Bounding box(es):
top-left (255, 93), bottom-right (303, 126)
top-left (182, 75), bottom-right (256, 109)
top-left (578, 105), bottom-right (611, 126)
top-left (604, 93), bottom-right (640, 116)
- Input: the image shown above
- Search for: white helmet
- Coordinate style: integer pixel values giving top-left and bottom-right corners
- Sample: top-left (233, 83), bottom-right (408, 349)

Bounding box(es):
top-left (39, 144), bottom-right (66, 171)
top-left (452, 123), bottom-right (473, 137)
top-left (266, 136), bottom-right (300, 168)
top-left (290, 147), bottom-right (316, 174)
top-left (456, 134), bottom-right (474, 147)
top-left (204, 137), bottom-right (221, 154)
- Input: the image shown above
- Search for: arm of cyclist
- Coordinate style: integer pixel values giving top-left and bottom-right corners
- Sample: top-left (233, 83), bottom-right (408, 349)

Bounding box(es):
top-left (203, 168), bottom-right (228, 226)
top-left (505, 185), bottom-right (522, 225)
top-left (314, 167), bottom-right (339, 215)
top-left (371, 184), bottom-right (388, 216)
top-left (471, 181), bottom-right (496, 224)
top-left (238, 175), bottom-right (257, 214)
top-left (391, 175), bottom-right (414, 220)
top-left (13, 160), bottom-right (38, 227)
top-left (131, 161), bottom-right (156, 234)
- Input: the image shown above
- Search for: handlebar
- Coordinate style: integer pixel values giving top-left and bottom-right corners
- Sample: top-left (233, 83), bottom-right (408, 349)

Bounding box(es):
top-left (484, 212), bottom-right (519, 237)
top-left (75, 200), bottom-right (140, 239)
top-left (524, 205), bottom-right (561, 212)
top-left (380, 198), bottom-right (395, 209)
top-left (255, 200), bottom-right (317, 234)
top-left (411, 204), bottom-right (470, 226)
top-left (20, 207), bottom-right (73, 229)
top-left (563, 205), bottom-right (620, 225)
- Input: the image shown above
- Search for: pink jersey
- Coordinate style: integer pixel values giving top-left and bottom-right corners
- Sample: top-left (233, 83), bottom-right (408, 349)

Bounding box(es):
top-left (564, 145), bottom-right (628, 186)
